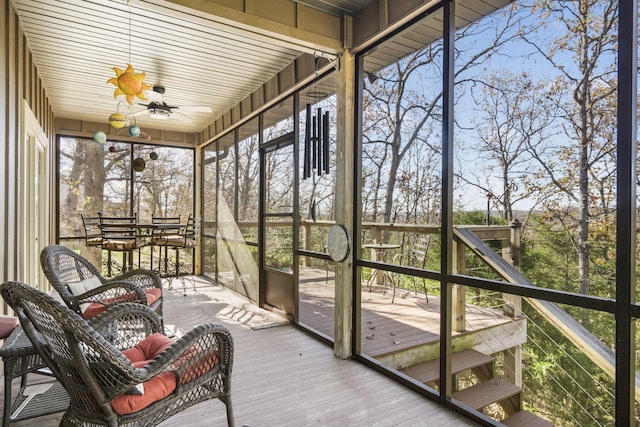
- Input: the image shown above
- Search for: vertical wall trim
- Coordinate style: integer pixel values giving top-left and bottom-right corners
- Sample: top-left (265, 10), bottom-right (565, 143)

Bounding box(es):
top-left (1, 0), bottom-right (8, 287)
top-left (7, 3), bottom-right (17, 281)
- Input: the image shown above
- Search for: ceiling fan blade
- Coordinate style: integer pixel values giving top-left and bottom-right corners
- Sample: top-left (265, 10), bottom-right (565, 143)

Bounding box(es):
top-left (173, 110), bottom-right (195, 123)
top-left (129, 109), bottom-right (150, 117)
top-left (176, 105), bottom-right (212, 113)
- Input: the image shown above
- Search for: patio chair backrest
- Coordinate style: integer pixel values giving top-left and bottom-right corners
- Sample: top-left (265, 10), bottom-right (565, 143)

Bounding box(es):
top-left (182, 214), bottom-right (200, 245)
top-left (99, 212), bottom-right (140, 243)
top-left (152, 215), bottom-right (181, 224)
top-left (80, 214), bottom-right (102, 247)
top-left (411, 234), bottom-right (431, 268)
top-left (40, 244), bottom-right (102, 302)
top-left (151, 215), bottom-right (183, 240)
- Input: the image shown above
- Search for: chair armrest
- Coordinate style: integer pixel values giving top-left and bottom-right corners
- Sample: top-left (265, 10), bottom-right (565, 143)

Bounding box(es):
top-left (87, 303), bottom-right (163, 350)
top-left (105, 269), bottom-right (162, 290)
top-left (143, 323), bottom-right (234, 385)
top-left (71, 282), bottom-right (148, 309)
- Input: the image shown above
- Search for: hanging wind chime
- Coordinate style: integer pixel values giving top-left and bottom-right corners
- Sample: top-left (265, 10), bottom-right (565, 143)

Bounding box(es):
top-left (303, 56), bottom-right (330, 179)
top-left (95, 0), bottom-right (155, 163)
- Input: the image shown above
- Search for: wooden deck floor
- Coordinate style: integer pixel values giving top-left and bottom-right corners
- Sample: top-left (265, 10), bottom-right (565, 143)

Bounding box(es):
top-left (4, 277), bottom-right (478, 427)
top-left (299, 267), bottom-right (513, 358)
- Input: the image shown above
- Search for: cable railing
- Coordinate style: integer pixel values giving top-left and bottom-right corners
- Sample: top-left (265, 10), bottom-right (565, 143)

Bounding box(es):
top-left (464, 291), bottom-right (614, 425)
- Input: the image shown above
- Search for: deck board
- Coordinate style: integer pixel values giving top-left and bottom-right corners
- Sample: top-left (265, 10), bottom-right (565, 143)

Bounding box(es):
top-left (299, 267), bottom-right (513, 357)
top-left (3, 277), bottom-right (478, 427)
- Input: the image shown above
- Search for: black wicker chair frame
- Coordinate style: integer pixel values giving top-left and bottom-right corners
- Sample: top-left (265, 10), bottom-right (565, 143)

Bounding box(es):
top-left (1, 281), bottom-right (234, 427)
top-left (40, 245), bottom-right (164, 329)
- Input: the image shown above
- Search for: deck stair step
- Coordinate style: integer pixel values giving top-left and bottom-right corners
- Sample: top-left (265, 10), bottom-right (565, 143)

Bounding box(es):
top-left (401, 349), bottom-right (494, 384)
top-left (451, 378), bottom-right (521, 411)
top-left (502, 410), bottom-right (553, 426)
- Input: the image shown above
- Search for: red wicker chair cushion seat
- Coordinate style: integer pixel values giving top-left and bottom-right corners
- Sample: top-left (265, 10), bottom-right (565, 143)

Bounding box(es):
top-left (80, 288), bottom-right (162, 318)
top-left (111, 372), bottom-right (176, 414)
top-left (0, 315), bottom-right (18, 339)
top-left (113, 333), bottom-right (176, 414)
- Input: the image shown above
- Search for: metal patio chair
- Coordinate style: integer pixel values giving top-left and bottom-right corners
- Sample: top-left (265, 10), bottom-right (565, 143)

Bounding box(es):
top-left (99, 212), bottom-right (148, 276)
top-left (81, 213), bottom-right (103, 247)
top-left (393, 234), bottom-right (431, 302)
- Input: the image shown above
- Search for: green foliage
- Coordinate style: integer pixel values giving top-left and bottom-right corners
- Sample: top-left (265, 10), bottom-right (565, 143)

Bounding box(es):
top-left (522, 303), bottom-right (615, 425)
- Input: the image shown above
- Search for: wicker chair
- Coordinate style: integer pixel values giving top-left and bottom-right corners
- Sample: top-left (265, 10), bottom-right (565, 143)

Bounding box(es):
top-left (40, 245), bottom-right (164, 329)
top-left (0, 281), bottom-right (234, 427)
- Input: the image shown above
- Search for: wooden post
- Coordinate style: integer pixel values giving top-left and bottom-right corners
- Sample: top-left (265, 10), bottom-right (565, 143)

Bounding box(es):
top-left (302, 221), bottom-right (311, 267)
top-left (504, 346), bottom-right (523, 387)
top-left (334, 38), bottom-right (355, 359)
top-left (503, 218), bottom-right (522, 387)
top-left (511, 218), bottom-right (521, 268)
top-left (503, 219), bottom-right (522, 317)
top-left (452, 236), bottom-right (465, 332)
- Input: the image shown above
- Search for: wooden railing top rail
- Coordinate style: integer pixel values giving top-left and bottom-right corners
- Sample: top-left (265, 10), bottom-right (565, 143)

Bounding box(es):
top-left (208, 219), bottom-right (513, 240)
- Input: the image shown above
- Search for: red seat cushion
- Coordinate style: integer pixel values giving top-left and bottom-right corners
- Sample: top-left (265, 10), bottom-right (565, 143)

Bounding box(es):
top-left (112, 333), bottom-right (177, 414)
top-left (111, 372), bottom-right (176, 414)
top-left (0, 315), bottom-right (18, 339)
top-left (80, 288), bottom-right (162, 318)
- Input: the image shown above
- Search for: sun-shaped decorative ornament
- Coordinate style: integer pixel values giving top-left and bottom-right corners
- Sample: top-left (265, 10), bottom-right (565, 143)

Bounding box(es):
top-left (107, 64), bottom-right (152, 105)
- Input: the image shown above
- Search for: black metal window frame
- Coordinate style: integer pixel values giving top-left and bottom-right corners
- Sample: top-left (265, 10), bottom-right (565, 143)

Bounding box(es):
top-left (351, 0), bottom-right (637, 425)
top-left (55, 134), bottom-right (196, 242)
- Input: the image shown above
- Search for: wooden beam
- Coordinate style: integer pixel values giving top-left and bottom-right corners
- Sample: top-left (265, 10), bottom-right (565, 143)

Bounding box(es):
top-left (162, 0), bottom-right (342, 54)
top-left (333, 44), bottom-right (355, 359)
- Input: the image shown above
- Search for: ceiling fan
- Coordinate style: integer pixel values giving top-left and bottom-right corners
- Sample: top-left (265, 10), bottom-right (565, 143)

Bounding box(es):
top-left (130, 85), bottom-right (212, 121)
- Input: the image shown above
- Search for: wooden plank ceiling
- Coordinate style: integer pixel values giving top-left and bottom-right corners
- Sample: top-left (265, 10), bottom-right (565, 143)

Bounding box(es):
top-left (13, 0), bottom-right (510, 136)
top-left (12, 0), bottom-right (362, 134)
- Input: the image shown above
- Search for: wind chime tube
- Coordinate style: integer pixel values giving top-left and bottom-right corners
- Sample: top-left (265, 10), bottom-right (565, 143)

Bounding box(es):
top-left (323, 111), bottom-right (330, 174)
top-left (317, 107), bottom-right (323, 176)
top-left (304, 104), bottom-right (311, 178)
top-left (312, 109), bottom-right (318, 171)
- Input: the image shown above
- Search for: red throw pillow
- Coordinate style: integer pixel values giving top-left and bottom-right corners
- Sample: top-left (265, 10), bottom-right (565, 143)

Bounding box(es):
top-left (121, 333), bottom-right (174, 363)
top-left (172, 347), bottom-right (220, 383)
top-left (144, 288), bottom-right (162, 305)
top-left (0, 315), bottom-right (18, 339)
